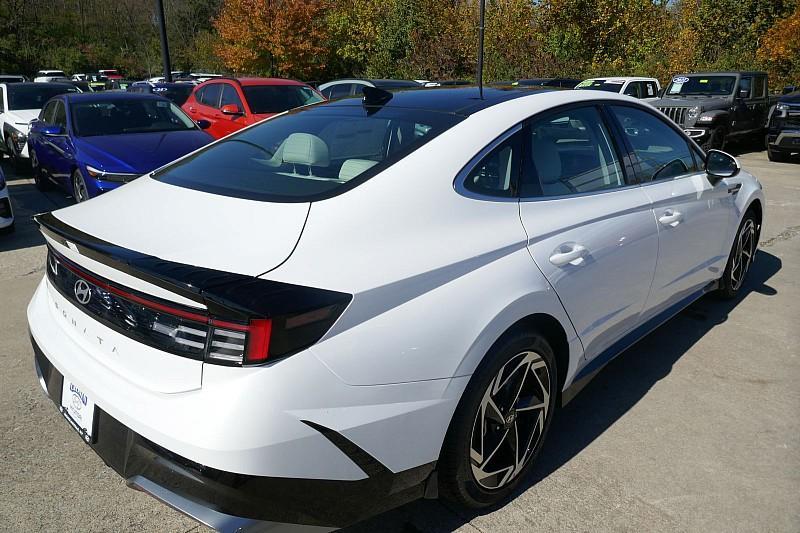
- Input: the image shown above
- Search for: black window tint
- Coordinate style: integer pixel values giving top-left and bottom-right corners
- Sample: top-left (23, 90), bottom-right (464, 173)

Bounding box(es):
top-left (52, 101), bottom-right (67, 128)
top-left (738, 77), bottom-right (752, 98)
top-left (623, 82), bottom-right (641, 98)
top-left (0, 88), bottom-right (4, 113)
top-left (463, 132), bottom-right (520, 198)
top-left (522, 106), bottom-right (625, 197)
top-left (220, 83), bottom-right (243, 109)
top-left (199, 84), bottom-right (222, 107)
top-left (610, 105), bottom-right (698, 182)
top-left (154, 106), bottom-right (461, 202)
top-left (328, 84), bottom-right (353, 100)
top-left (40, 100), bottom-right (57, 122)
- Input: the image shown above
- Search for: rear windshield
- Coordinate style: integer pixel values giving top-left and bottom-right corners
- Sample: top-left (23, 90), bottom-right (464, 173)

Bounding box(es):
top-left (153, 85), bottom-right (193, 105)
top-left (154, 104), bottom-right (462, 202)
top-left (71, 98), bottom-right (196, 136)
top-left (8, 84), bottom-right (78, 109)
top-left (575, 79), bottom-right (623, 93)
top-left (242, 85), bottom-right (323, 114)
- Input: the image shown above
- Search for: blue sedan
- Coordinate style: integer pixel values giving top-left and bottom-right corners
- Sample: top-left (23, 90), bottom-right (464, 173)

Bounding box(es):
top-left (27, 92), bottom-right (213, 202)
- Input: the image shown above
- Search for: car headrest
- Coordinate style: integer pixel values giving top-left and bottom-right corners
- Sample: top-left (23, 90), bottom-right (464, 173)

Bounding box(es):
top-left (339, 159), bottom-right (378, 181)
top-left (282, 133), bottom-right (329, 167)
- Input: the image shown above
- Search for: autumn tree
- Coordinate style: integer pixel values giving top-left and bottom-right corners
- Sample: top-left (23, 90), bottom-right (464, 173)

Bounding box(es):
top-left (215, 0), bottom-right (330, 78)
top-left (757, 4), bottom-right (800, 87)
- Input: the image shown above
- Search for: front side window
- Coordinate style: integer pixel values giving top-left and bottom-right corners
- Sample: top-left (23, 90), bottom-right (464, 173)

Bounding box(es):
top-left (462, 131), bottom-right (520, 198)
top-left (522, 106), bottom-right (625, 197)
top-left (154, 105), bottom-right (461, 202)
top-left (39, 100), bottom-right (57, 123)
top-left (52, 101), bottom-right (67, 128)
top-left (738, 77), bottom-right (752, 98)
top-left (71, 98), bottom-right (196, 136)
top-left (198, 84), bottom-right (222, 108)
top-left (220, 84), bottom-right (243, 109)
top-left (623, 82), bottom-right (642, 98)
top-left (609, 105), bottom-right (698, 182)
top-left (241, 85), bottom-right (323, 114)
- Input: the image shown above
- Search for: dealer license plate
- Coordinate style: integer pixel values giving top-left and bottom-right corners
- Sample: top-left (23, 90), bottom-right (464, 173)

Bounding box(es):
top-left (60, 378), bottom-right (96, 443)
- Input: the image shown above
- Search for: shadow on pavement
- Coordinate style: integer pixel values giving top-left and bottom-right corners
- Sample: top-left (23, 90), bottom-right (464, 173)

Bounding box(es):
top-left (0, 159), bottom-right (72, 253)
top-left (343, 250), bottom-right (782, 533)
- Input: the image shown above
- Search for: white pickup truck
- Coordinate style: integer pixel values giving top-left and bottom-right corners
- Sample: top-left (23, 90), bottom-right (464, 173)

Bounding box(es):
top-left (0, 82), bottom-right (78, 167)
top-left (575, 77), bottom-right (662, 101)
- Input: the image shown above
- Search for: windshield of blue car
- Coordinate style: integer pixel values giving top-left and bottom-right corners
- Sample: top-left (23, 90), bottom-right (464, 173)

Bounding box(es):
top-left (71, 99), bottom-right (197, 136)
top-left (666, 76), bottom-right (736, 96)
top-left (7, 85), bottom-right (78, 110)
top-left (242, 85), bottom-right (324, 114)
top-left (575, 79), bottom-right (624, 93)
top-left (153, 105), bottom-right (462, 202)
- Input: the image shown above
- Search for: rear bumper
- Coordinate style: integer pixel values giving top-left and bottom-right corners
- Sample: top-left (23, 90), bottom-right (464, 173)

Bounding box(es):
top-left (32, 338), bottom-right (434, 529)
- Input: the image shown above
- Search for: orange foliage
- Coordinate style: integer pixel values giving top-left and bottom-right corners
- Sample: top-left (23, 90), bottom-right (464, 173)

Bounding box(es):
top-left (214, 0), bottom-right (329, 77)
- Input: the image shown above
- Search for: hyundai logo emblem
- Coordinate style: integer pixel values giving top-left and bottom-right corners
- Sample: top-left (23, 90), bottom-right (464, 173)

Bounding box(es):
top-left (74, 279), bottom-right (91, 305)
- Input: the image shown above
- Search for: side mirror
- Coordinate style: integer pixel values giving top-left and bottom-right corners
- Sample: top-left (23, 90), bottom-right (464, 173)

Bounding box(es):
top-left (705, 149), bottom-right (740, 183)
top-left (220, 104), bottom-right (242, 116)
top-left (737, 89), bottom-right (750, 99)
top-left (41, 124), bottom-right (65, 136)
top-left (196, 119), bottom-right (211, 130)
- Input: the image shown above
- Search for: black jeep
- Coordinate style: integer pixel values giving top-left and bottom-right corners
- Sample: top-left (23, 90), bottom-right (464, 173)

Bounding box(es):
top-left (766, 90), bottom-right (800, 162)
top-left (651, 71), bottom-right (776, 151)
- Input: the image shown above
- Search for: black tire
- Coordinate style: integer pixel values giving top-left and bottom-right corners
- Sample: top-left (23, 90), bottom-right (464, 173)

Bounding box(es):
top-left (71, 169), bottom-right (89, 203)
top-left (766, 142), bottom-right (788, 163)
top-left (701, 126), bottom-right (726, 152)
top-left (0, 222), bottom-right (15, 235)
top-left (716, 210), bottom-right (758, 300)
top-left (30, 149), bottom-right (49, 191)
top-left (438, 328), bottom-right (558, 509)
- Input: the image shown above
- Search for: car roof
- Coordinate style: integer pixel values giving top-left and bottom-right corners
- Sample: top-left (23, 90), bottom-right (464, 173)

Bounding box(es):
top-left (3, 82), bottom-right (76, 89)
top-left (63, 92), bottom-right (168, 103)
top-left (584, 77), bottom-right (657, 82)
top-left (674, 71), bottom-right (766, 76)
top-left (322, 86), bottom-right (557, 116)
top-left (201, 77), bottom-right (308, 87)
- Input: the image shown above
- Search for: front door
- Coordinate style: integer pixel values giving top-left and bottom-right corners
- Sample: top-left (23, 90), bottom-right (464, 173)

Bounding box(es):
top-left (518, 105), bottom-right (659, 362)
top-left (607, 104), bottom-right (733, 319)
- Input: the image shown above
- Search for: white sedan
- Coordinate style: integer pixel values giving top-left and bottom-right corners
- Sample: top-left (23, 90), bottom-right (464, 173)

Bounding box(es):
top-left (28, 86), bottom-right (763, 530)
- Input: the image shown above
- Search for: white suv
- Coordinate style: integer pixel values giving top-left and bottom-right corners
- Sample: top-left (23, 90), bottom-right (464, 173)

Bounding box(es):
top-left (576, 76), bottom-right (662, 101)
top-left (0, 82), bottom-right (78, 166)
top-left (29, 86), bottom-right (763, 530)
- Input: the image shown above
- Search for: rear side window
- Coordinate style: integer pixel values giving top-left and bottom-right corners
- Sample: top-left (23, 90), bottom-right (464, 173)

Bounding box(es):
top-left (242, 85), bottom-right (323, 114)
top-left (198, 84), bottom-right (222, 107)
top-left (154, 105), bottom-right (462, 202)
top-left (521, 106), bottom-right (625, 197)
top-left (609, 105), bottom-right (698, 182)
top-left (326, 84), bottom-right (354, 100)
top-left (462, 131), bottom-right (521, 198)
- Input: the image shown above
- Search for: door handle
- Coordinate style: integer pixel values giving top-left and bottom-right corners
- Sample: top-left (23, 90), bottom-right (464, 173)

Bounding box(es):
top-left (658, 210), bottom-right (683, 227)
top-left (549, 244), bottom-right (587, 266)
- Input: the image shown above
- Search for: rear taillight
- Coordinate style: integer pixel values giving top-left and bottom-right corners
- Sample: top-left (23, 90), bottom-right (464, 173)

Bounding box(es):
top-left (46, 248), bottom-right (350, 366)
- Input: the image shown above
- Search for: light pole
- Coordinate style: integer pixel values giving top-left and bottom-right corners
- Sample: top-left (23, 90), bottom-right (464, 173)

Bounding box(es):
top-left (477, 0), bottom-right (485, 99)
top-left (156, 0), bottom-right (172, 82)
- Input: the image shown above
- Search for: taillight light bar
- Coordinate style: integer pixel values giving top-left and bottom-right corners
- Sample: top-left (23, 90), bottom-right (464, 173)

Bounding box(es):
top-left (47, 248), bottom-right (349, 366)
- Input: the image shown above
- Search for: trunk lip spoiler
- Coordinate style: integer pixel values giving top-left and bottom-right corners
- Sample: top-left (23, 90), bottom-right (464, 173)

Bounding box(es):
top-left (33, 212), bottom-right (352, 322)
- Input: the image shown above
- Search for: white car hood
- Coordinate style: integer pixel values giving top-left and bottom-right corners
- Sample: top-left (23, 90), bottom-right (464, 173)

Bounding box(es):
top-left (5, 109), bottom-right (38, 133)
top-left (51, 176), bottom-right (310, 277)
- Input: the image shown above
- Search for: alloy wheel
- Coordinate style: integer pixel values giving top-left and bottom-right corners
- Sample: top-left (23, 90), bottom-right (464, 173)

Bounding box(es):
top-left (730, 218), bottom-right (755, 291)
top-left (470, 350), bottom-right (551, 490)
top-left (72, 171), bottom-right (89, 203)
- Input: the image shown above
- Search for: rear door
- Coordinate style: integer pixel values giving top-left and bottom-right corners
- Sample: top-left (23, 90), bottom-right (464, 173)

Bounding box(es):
top-left (606, 104), bottom-right (733, 319)
top-left (518, 104), bottom-right (659, 362)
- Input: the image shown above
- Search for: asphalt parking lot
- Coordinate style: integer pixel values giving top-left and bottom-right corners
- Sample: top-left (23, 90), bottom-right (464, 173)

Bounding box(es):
top-left (0, 147), bottom-right (798, 532)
